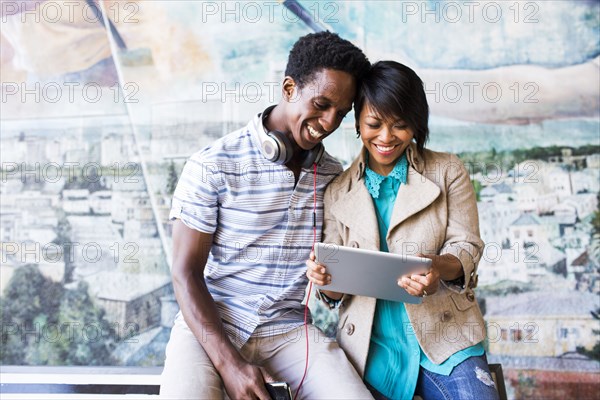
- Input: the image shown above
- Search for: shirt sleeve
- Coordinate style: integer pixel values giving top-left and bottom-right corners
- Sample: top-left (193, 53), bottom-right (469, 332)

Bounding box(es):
top-left (169, 152), bottom-right (222, 234)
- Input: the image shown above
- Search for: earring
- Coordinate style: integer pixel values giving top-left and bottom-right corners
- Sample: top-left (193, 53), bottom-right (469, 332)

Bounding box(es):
top-left (355, 129), bottom-right (361, 139)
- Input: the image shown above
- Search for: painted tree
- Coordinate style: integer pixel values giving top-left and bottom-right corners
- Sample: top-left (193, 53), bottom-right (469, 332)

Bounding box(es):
top-left (53, 281), bottom-right (116, 366)
top-left (53, 210), bottom-right (74, 284)
top-left (0, 265), bottom-right (62, 364)
top-left (1, 265), bottom-right (116, 365)
top-left (166, 161), bottom-right (179, 195)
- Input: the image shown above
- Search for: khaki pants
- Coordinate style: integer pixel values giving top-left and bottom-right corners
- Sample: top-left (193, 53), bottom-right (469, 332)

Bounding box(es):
top-left (160, 318), bottom-right (373, 400)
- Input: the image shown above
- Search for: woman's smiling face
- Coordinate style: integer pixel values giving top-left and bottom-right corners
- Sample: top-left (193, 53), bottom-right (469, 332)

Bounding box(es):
top-left (358, 103), bottom-right (414, 176)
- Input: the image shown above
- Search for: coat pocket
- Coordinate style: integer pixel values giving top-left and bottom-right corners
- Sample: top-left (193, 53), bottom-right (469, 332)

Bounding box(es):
top-left (449, 292), bottom-right (476, 311)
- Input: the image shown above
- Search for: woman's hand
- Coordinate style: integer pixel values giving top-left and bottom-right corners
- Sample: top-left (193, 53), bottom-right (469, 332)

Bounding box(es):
top-left (306, 251), bottom-right (331, 286)
top-left (423, 253), bottom-right (464, 281)
top-left (398, 254), bottom-right (441, 297)
top-left (398, 268), bottom-right (440, 297)
top-left (398, 253), bottom-right (464, 297)
top-left (306, 252), bottom-right (343, 300)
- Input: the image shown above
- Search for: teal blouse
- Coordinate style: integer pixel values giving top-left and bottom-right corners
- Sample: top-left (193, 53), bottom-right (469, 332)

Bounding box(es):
top-left (362, 153), bottom-right (484, 400)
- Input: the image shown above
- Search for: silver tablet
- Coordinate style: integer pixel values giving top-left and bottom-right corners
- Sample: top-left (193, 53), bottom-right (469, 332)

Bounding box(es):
top-left (314, 242), bottom-right (432, 304)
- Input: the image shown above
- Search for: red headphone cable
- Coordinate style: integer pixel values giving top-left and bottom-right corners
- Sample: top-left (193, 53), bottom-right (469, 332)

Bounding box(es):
top-left (294, 162), bottom-right (317, 399)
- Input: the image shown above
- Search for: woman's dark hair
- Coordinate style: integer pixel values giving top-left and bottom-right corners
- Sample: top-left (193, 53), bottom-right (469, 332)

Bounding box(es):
top-left (354, 61), bottom-right (430, 155)
top-left (285, 31), bottom-right (370, 88)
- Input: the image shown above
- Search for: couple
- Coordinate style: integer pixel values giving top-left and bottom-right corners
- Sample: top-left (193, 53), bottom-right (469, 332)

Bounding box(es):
top-left (161, 32), bottom-right (499, 400)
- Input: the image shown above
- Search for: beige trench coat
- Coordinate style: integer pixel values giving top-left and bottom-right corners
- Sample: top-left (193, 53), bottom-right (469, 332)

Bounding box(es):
top-left (321, 143), bottom-right (486, 377)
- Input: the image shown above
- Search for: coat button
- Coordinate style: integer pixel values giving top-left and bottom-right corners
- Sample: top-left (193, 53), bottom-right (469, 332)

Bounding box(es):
top-left (345, 323), bottom-right (355, 336)
top-left (350, 241), bottom-right (359, 248)
top-left (466, 292), bottom-right (475, 302)
top-left (441, 311), bottom-right (453, 322)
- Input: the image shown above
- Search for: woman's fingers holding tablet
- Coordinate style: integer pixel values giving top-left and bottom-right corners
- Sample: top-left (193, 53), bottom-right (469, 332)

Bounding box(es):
top-left (306, 258), bottom-right (331, 286)
top-left (398, 269), bottom-right (440, 297)
top-left (398, 276), bottom-right (421, 296)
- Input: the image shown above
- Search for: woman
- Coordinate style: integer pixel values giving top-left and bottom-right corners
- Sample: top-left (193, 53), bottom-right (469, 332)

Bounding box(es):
top-left (307, 61), bottom-right (499, 400)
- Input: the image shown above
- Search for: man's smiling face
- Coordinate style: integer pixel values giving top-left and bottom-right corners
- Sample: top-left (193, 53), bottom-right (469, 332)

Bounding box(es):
top-left (284, 69), bottom-right (357, 150)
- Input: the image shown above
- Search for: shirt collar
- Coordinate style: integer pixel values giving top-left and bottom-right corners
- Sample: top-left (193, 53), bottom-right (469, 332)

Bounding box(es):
top-left (364, 152), bottom-right (408, 199)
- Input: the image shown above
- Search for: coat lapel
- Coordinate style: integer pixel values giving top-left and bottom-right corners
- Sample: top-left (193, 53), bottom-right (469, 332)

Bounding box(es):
top-left (329, 180), bottom-right (380, 250)
top-left (388, 165), bottom-right (441, 235)
top-left (327, 145), bottom-right (440, 250)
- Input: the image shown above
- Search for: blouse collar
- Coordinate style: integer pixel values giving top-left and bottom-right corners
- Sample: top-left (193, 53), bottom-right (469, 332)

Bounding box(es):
top-left (364, 152), bottom-right (408, 199)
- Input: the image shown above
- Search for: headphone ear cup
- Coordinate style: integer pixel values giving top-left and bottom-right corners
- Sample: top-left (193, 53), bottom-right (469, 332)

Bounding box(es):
top-left (301, 143), bottom-right (324, 169)
top-left (263, 130), bottom-right (294, 164)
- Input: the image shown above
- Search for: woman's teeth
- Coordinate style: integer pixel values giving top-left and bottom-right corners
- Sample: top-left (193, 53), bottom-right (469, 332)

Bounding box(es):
top-left (375, 144), bottom-right (396, 152)
top-left (307, 125), bottom-right (324, 139)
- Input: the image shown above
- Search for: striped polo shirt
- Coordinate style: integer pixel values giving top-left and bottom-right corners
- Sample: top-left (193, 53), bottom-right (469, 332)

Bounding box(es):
top-left (169, 112), bottom-right (342, 348)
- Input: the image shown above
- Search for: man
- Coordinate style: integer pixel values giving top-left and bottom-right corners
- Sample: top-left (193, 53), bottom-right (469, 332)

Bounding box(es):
top-left (160, 32), bottom-right (372, 399)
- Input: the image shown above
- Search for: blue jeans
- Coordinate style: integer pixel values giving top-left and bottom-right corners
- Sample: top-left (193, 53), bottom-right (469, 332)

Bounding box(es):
top-left (414, 354), bottom-right (500, 400)
top-left (366, 355), bottom-right (500, 400)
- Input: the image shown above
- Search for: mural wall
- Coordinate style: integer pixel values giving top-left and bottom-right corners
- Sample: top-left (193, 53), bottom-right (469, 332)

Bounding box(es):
top-left (1, 1), bottom-right (598, 398)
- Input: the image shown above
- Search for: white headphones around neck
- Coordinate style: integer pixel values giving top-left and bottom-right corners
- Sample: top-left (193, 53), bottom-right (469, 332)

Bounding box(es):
top-left (259, 106), bottom-right (324, 169)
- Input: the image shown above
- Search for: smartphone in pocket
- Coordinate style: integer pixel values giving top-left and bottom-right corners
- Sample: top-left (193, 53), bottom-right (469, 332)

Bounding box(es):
top-left (265, 381), bottom-right (292, 400)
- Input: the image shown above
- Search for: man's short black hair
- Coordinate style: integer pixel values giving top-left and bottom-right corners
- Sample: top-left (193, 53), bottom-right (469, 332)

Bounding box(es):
top-left (285, 31), bottom-right (370, 88)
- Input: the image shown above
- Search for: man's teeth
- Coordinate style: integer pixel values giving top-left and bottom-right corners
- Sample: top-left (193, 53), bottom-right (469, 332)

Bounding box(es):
top-left (307, 125), bottom-right (324, 139)
top-left (375, 144), bottom-right (395, 152)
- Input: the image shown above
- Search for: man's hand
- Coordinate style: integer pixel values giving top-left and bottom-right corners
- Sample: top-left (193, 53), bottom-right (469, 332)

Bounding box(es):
top-left (220, 360), bottom-right (275, 400)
